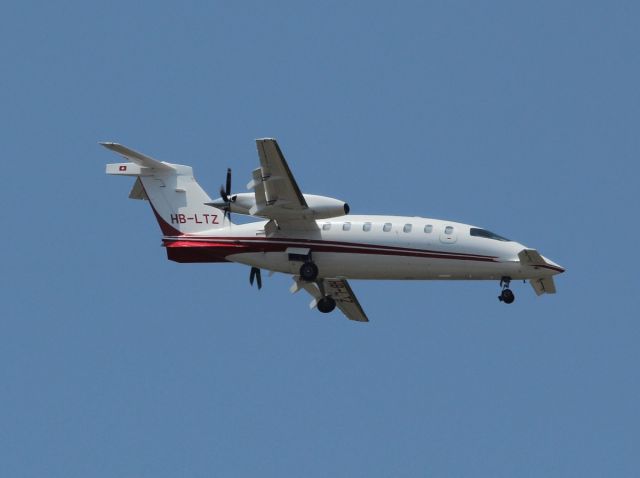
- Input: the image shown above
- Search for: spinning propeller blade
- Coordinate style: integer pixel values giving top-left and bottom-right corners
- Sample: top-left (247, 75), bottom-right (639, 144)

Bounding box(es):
top-left (219, 168), bottom-right (233, 219)
top-left (225, 168), bottom-right (232, 199)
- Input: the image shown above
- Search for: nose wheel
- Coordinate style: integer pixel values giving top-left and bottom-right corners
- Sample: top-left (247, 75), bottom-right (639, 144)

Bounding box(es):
top-left (498, 277), bottom-right (515, 304)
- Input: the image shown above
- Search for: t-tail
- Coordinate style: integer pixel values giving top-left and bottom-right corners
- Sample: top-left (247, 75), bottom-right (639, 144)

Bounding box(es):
top-left (102, 142), bottom-right (228, 235)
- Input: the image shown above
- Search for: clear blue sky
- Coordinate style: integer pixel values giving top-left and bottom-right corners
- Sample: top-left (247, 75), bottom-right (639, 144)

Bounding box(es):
top-left (2, 1), bottom-right (639, 476)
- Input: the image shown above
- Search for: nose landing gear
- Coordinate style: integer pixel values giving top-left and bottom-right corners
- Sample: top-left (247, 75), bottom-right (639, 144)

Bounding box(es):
top-left (498, 277), bottom-right (515, 304)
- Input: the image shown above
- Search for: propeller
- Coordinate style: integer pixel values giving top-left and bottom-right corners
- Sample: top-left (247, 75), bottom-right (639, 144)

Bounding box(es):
top-left (218, 168), bottom-right (235, 220)
top-left (220, 168), bottom-right (231, 202)
top-left (249, 267), bottom-right (262, 290)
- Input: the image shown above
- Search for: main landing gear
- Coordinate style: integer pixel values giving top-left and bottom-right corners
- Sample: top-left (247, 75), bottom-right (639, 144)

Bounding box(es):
top-left (299, 261), bottom-right (319, 282)
top-left (498, 277), bottom-right (515, 304)
top-left (317, 296), bottom-right (336, 313)
top-left (298, 261), bottom-right (335, 314)
top-left (295, 258), bottom-right (335, 314)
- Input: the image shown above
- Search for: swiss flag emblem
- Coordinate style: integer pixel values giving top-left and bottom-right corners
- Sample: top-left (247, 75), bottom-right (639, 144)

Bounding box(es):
top-left (119, 165), bottom-right (127, 171)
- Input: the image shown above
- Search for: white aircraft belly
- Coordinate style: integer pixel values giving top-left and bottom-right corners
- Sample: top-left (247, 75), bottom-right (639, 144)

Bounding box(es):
top-left (227, 251), bottom-right (524, 280)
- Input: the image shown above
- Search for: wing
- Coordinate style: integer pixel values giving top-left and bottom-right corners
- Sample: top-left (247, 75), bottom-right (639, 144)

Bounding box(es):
top-left (247, 139), bottom-right (317, 228)
top-left (291, 277), bottom-right (369, 322)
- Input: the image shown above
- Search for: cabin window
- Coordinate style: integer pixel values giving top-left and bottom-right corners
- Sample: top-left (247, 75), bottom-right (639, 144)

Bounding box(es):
top-left (363, 222), bottom-right (372, 232)
top-left (383, 223), bottom-right (392, 232)
top-left (343, 222), bottom-right (351, 231)
top-left (445, 226), bottom-right (454, 234)
top-left (469, 227), bottom-right (510, 241)
top-left (403, 224), bottom-right (412, 233)
top-left (322, 223), bottom-right (331, 231)
top-left (424, 224), bottom-right (433, 233)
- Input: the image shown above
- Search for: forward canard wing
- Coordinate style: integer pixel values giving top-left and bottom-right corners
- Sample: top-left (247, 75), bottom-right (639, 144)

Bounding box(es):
top-left (518, 249), bottom-right (547, 266)
top-left (530, 277), bottom-right (557, 296)
top-left (291, 277), bottom-right (369, 322)
top-left (518, 249), bottom-right (559, 295)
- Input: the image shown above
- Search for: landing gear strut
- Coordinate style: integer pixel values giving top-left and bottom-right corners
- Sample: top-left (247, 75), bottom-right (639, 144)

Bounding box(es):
top-left (498, 276), bottom-right (515, 304)
top-left (317, 296), bottom-right (336, 313)
top-left (299, 261), bottom-right (319, 282)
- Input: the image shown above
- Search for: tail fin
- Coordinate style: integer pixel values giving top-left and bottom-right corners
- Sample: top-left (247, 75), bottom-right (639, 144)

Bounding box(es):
top-left (102, 142), bottom-right (228, 235)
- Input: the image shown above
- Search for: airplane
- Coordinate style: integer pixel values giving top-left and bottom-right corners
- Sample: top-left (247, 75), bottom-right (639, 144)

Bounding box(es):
top-left (102, 138), bottom-right (564, 322)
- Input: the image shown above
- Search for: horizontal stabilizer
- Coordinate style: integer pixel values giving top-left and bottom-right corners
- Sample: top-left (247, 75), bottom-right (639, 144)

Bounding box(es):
top-left (105, 162), bottom-right (150, 176)
top-left (530, 277), bottom-right (557, 295)
top-left (100, 142), bottom-right (175, 171)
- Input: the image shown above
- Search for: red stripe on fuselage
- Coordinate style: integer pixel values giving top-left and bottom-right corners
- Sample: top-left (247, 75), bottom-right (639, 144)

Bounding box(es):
top-left (164, 235), bottom-right (498, 258)
top-left (163, 237), bottom-right (499, 263)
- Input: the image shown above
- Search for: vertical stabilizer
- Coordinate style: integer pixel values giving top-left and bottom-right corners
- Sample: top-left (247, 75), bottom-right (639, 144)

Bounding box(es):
top-left (102, 142), bottom-right (228, 235)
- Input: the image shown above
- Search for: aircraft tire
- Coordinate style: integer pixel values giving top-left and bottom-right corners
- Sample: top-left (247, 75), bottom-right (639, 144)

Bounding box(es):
top-left (299, 262), bottom-right (319, 282)
top-left (317, 296), bottom-right (336, 313)
top-left (499, 289), bottom-right (515, 304)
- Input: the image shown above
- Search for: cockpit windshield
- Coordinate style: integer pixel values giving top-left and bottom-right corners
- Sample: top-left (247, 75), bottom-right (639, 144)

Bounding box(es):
top-left (469, 228), bottom-right (510, 242)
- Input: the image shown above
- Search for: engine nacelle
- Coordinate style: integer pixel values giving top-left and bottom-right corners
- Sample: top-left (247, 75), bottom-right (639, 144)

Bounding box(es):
top-left (225, 193), bottom-right (349, 220)
top-left (300, 194), bottom-right (350, 219)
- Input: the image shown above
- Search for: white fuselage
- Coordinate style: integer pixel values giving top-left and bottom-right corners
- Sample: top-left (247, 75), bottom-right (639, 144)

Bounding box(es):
top-left (104, 139), bottom-right (564, 316)
top-left (164, 215), bottom-right (563, 281)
